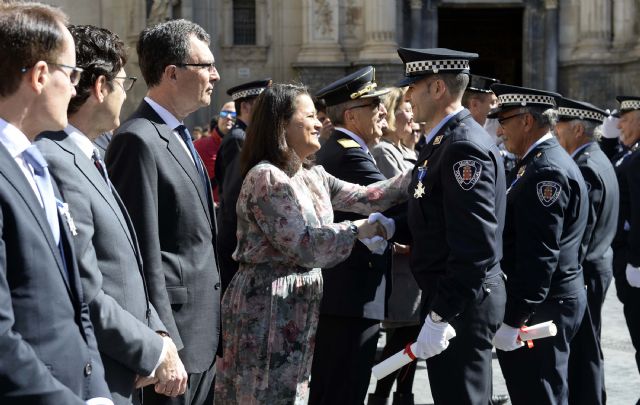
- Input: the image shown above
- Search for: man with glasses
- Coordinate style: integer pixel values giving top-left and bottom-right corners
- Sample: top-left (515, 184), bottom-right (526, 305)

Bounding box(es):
top-left (490, 84), bottom-right (589, 405)
top-left (35, 25), bottom-right (189, 405)
top-left (104, 19), bottom-right (221, 405)
top-left (309, 66), bottom-right (396, 405)
top-left (394, 48), bottom-right (506, 405)
top-left (611, 96), bottom-right (640, 393)
top-left (214, 78), bottom-right (271, 293)
top-left (194, 101), bottom-right (235, 204)
top-left (0, 3), bottom-right (112, 403)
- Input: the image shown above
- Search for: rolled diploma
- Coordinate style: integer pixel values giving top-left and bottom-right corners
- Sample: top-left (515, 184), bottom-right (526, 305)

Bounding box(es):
top-left (372, 320), bottom-right (557, 380)
top-left (372, 326), bottom-right (455, 380)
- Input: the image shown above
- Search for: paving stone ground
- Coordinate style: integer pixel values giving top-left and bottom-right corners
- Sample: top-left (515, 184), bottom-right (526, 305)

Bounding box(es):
top-left (367, 283), bottom-right (640, 404)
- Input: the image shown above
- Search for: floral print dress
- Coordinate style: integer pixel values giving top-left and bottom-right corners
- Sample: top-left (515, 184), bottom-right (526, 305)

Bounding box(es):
top-left (214, 162), bottom-right (410, 405)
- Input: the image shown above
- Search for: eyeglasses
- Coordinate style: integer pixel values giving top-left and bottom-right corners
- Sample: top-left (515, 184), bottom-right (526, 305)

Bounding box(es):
top-left (174, 62), bottom-right (217, 73)
top-left (498, 112), bottom-right (527, 127)
top-left (113, 76), bottom-right (137, 92)
top-left (21, 62), bottom-right (84, 86)
top-left (347, 100), bottom-right (381, 112)
top-left (219, 110), bottom-right (236, 119)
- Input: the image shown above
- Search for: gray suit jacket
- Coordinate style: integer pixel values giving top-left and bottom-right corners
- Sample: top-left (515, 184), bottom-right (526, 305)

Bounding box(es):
top-left (106, 100), bottom-right (221, 373)
top-left (0, 142), bottom-right (110, 403)
top-left (36, 131), bottom-right (165, 404)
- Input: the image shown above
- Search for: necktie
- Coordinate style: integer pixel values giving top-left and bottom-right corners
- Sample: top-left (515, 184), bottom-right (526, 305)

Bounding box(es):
top-left (92, 148), bottom-right (112, 190)
top-left (22, 145), bottom-right (60, 245)
top-left (176, 125), bottom-right (208, 191)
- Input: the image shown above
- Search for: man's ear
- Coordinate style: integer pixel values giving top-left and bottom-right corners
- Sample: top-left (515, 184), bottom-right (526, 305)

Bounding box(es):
top-left (94, 75), bottom-right (108, 103)
top-left (573, 121), bottom-right (586, 139)
top-left (164, 64), bottom-right (177, 81)
top-left (29, 61), bottom-right (49, 95)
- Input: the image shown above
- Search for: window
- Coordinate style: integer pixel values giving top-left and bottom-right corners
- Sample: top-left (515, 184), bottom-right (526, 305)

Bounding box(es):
top-left (233, 0), bottom-right (256, 45)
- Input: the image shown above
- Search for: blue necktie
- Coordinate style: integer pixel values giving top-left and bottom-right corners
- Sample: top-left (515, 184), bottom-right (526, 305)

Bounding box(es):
top-left (176, 125), bottom-right (208, 191)
top-left (22, 145), bottom-right (61, 245)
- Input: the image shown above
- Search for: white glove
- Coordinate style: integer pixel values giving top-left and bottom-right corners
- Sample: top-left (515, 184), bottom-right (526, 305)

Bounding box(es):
top-left (626, 264), bottom-right (640, 288)
top-left (493, 324), bottom-right (525, 351)
top-left (414, 315), bottom-right (456, 359)
top-left (368, 212), bottom-right (395, 240)
top-left (602, 113), bottom-right (621, 139)
top-left (359, 235), bottom-right (387, 255)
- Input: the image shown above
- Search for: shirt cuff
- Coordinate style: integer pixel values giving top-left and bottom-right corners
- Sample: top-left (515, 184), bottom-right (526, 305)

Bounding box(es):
top-left (86, 397), bottom-right (114, 405)
top-left (148, 335), bottom-right (169, 378)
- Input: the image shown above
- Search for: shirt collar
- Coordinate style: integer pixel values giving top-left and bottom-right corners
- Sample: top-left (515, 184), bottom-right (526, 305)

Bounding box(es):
top-left (522, 133), bottom-right (553, 160)
top-left (335, 127), bottom-right (370, 153)
top-left (0, 118), bottom-right (32, 158)
top-left (65, 124), bottom-right (95, 159)
top-left (570, 141), bottom-right (594, 158)
top-left (144, 96), bottom-right (182, 130)
top-left (425, 106), bottom-right (464, 145)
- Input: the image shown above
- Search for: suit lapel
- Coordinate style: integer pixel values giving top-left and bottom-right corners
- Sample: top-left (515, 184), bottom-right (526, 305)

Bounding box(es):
top-left (0, 144), bottom-right (73, 294)
top-left (56, 133), bottom-right (138, 253)
top-left (136, 102), bottom-right (213, 228)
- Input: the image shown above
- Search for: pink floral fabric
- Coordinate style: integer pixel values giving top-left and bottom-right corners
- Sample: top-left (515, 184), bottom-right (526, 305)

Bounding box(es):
top-left (214, 162), bottom-right (410, 404)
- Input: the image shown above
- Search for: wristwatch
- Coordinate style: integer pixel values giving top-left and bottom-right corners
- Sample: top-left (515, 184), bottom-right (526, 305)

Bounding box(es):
top-left (430, 311), bottom-right (444, 323)
top-left (349, 222), bottom-right (359, 236)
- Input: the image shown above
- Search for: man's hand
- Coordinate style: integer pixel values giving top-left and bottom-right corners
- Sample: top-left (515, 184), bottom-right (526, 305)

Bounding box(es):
top-left (493, 324), bottom-right (525, 351)
top-left (368, 212), bottom-right (395, 240)
top-left (414, 314), bottom-right (456, 359)
top-left (154, 337), bottom-right (188, 397)
top-left (626, 264), bottom-right (640, 288)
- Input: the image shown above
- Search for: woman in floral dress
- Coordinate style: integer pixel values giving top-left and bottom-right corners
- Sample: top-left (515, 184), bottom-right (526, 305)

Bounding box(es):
top-left (214, 84), bottom-right (411, 405)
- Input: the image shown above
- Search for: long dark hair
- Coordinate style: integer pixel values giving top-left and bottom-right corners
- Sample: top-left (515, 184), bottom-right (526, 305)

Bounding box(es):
top-left (240, 83), bottom-right (311, 177)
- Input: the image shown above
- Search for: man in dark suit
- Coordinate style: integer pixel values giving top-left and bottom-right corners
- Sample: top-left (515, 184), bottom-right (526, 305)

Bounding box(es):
top-left (214, 79), bottom-right (271, 293)
top-left (554, 97), bottom-right (619, 405)
top-left (611, 96), bottom-right (640, 386)
top-left (490, 84), bottom-right (589, 405)
top-left (0, 3), bottom-right (111, 403)
top-left (393, 49), bottom-right (507, 405)
top-left (309, 66), bottom-right (396, 405)
top-left (36, 25), bottom-right (187, 404)
top-left (105, 19), bottom-right (221, 405)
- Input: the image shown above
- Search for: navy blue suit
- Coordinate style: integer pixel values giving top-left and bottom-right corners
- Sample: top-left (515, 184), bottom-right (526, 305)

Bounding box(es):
top-left (498, 136), bottom-right (589, 405)
top-left (0, 142), bottom-right (110, 403)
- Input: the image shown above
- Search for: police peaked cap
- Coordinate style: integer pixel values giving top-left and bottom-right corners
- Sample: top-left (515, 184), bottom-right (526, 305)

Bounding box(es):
top-left (396, 47), bottom-right (478, 87)
top-left (556, 97), bottom-right (607, 123)
top-left (487, 83), bottom-right (560, 118)
top-left (466, 74), bottom-right (500, 94)
top-left (315, 66), bottom-right (390, 107)
top-left (226, 78), bottom-right (272, 101)
top-left (616, 95), bottom-right (640, 114)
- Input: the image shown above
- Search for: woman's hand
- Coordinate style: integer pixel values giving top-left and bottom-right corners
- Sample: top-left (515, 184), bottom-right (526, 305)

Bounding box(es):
top-left (353, 218), bottom-right (387, 240)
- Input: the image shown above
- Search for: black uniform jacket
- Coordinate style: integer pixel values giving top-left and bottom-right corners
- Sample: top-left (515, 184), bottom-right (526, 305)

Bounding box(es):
top-left (407, 109), bottom-right (506, 321)
top-left (612, 141), bottom-right (640, 267)
top-left (315, 128), bottom-right (399, 320)
top-left (502, 136), bottom-right (588, 327)
top-left (573, 142), bottom-right (619, 276)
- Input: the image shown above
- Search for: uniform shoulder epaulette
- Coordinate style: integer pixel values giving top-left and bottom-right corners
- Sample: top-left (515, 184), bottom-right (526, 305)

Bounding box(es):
top-left (337, 138), bottom-right (361, 149)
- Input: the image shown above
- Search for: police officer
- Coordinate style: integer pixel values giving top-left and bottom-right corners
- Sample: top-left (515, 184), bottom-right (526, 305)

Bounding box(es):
top-left (397, 48), bottom-right (507, 405)
top-left (555, 97), bottom-right (619, 405)
top-left (214, 78), bottom-right (271, 292)
top-left (490, 84), bottom-right (589, 405)
top-left (309, 66), bottom-right (397, 405)
top-left (611, 96), bottom-right (640, 384)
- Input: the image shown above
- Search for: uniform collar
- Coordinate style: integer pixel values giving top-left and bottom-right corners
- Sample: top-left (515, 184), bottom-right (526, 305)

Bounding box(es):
top-left (0, 118), bottom-right (31, 158)
top-left (424, 106), bottom-right (464, 145)
top-left (64, 124), bottom-right (95, 159)
top-left (335, 127), bottom-right (370, 153)
top-left (570, 141), bottom-right (594, 158)
top-left (522, 133), bottom-right (553, 160)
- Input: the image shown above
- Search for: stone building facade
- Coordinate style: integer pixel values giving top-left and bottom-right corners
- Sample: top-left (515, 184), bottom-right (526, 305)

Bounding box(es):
top-left (45, 0), bottom-right (640, 127)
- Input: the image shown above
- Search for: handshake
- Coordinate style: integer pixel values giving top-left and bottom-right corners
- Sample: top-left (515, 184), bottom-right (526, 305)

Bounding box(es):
top-left (352, 213), bottom-right (395, 255)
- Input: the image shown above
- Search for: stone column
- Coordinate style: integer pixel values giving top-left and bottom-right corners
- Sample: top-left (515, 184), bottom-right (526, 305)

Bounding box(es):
top-left (358, 0), bottom-right (398, 62)
top-left (574, 0), bottom-right (612, 56)
top-left (544, 0), bottom-right (559, 91)
top-left (423, 0), bottom-right (438, 48)
top-left (612, 0), bottom-right (636, 49)
top-left (558, 0), bottom-right (579, 62)
top-left (410, 0), bottom-right (423, 48)
top-left (296, 0), bottom-right (344, 63)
